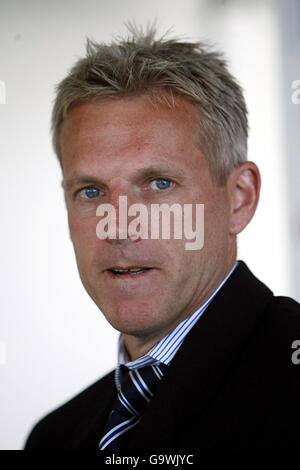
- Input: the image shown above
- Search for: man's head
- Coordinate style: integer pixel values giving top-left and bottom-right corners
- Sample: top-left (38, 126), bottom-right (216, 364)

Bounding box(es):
top-left (53, 27), bottom-right (260, 358)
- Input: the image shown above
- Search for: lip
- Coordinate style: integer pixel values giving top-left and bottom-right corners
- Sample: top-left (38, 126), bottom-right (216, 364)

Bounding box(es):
top-left (105, 267), bottom-right (154, 280)
top-left (107, 266), bottom-right (153, 271)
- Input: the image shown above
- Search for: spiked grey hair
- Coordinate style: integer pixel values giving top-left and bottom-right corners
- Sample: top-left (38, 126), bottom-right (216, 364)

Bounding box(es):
top-left (52, 25), bottom-right (248, 185)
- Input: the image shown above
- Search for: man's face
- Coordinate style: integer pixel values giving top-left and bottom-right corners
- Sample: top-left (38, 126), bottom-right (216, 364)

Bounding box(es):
top-left (60, 95), bottom-right (233, 346)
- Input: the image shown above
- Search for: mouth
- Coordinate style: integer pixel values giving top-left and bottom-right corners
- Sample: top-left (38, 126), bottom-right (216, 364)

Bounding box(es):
top-left (106, 267), bottom-right (153, 278)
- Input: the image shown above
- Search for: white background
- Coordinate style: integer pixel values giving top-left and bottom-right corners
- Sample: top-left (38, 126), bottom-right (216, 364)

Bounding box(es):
top-left (0, 0), bottom-right (299, 449)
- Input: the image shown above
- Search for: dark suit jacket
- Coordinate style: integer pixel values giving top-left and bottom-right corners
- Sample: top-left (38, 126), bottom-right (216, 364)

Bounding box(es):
top-left (25, 261), bottom-right (300, 450)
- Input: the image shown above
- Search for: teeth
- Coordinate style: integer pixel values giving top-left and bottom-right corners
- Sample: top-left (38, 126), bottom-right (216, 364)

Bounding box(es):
top-left (112, 268), bottom-right (147, 274)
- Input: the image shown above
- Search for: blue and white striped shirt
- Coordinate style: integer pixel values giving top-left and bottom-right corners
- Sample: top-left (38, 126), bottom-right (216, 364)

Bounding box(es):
top-left (115, 261), bottom-right (238, 389)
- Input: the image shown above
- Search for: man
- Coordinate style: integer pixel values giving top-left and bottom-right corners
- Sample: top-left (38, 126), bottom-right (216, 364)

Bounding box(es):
top-left (25, 26), bottom-right (300, 450)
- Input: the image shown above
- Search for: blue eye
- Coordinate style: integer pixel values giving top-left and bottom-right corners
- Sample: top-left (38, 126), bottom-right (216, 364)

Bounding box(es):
top-left (150, 179), bottom-right (172, 190)
top-left (79, 186), bottom-right (101, 199)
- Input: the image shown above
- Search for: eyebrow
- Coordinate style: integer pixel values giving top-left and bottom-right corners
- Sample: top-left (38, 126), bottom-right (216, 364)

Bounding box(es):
top-left (64, 164), bottom-right (183, 190)
top-left (64, 175), bottom-right (102, 191)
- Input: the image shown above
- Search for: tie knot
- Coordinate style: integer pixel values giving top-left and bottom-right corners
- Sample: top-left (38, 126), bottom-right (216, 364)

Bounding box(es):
top-left (115, 364), bottom-right (165, 416)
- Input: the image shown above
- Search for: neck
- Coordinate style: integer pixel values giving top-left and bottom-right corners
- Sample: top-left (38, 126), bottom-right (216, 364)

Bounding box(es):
top-left (122, 328), bottom-right (173, 361)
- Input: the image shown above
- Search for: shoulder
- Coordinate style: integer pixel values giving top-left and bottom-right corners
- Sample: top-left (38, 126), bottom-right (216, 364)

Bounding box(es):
top-left (262, 295), bottom-right (300, 336)
top-left (25, 369), bottom-right (115, 450)
top-left (239, 294), bottom-right (300, 380)
top-left (232, 262), bottom-right (300, 337)
top-left (259, 295), bottom-right (300, 361)
top-left (267, 294), bottom-right (300, 315)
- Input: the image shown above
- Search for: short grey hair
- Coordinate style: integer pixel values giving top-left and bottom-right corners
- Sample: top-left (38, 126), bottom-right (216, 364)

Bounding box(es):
top-left (52, 25), bottom-right (248, 185)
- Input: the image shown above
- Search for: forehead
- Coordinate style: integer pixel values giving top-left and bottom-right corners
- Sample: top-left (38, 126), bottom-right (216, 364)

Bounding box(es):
top-left (60, 94), bottom-right (205, 176)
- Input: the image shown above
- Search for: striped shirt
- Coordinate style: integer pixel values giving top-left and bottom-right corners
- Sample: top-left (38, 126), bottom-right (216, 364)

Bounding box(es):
top-left (115, 261), bottom-right (238, 389)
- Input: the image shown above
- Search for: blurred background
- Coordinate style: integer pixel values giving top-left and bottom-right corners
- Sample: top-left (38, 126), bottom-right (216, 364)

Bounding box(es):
top-left (0, 0), bottom-right (299, 450)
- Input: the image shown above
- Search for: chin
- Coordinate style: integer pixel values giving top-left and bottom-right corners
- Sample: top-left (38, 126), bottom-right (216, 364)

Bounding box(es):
top-left (101, 300), bottom-right (162, 336)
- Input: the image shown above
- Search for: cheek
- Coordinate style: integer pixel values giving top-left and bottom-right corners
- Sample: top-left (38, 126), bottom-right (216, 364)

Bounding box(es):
top-left (68, 212), bottom-right (100, 258)
top-left (203, 202), bottom-right (230, 253)
top-left (158, 239), bottom-right (196, 278)
top-left (67, 213), bottom-right (78, 242)
top-left (68, 210), bottom-right (94, 238)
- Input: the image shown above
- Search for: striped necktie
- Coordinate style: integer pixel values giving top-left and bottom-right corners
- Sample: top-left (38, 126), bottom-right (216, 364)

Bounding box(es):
top-left (99, 364), bottom-right (165, 450)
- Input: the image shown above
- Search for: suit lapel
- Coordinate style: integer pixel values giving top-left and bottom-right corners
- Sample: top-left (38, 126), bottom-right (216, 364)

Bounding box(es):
top-left (73, 371), bottom-right (117, 449)
top-left (127, 261), bottom-right (273, 449)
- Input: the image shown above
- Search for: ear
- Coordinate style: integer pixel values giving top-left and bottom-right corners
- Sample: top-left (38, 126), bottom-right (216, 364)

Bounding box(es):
top-left (227, 162), bottom-right (261, 235)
